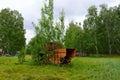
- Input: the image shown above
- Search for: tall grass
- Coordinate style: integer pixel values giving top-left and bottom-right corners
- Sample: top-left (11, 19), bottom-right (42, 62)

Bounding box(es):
top-left (0, 56), bottom-right (120, 80)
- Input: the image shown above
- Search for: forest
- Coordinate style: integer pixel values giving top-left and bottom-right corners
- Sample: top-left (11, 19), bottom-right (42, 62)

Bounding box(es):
top-left (0, 0), bottom-right (120, 79)
top-left (27, 2), bottom-right (120, 64)
top-left (0, 0), bottom-right (120, 63)
top-left (65, 4), bottom-right (120, 55)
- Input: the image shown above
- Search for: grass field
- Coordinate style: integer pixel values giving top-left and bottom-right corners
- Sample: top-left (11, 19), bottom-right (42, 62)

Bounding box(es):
top-left (0, 56), bottom-right (120, 80)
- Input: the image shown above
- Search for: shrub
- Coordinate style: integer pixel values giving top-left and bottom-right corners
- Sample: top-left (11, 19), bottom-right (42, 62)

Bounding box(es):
top-left (18, 47), bottom-right (26, 64)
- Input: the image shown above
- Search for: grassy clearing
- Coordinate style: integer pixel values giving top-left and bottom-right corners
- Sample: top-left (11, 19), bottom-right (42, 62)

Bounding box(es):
top-left (0, 56), bottom-right (120, 80)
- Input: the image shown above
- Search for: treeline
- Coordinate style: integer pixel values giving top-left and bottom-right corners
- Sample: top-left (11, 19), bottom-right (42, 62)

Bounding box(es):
top-left (65, 4), bottom-right (120, 55)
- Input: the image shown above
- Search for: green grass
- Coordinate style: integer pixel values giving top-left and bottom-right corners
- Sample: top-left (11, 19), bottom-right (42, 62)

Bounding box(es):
top-left (0, 56), bottom-right (120, 80)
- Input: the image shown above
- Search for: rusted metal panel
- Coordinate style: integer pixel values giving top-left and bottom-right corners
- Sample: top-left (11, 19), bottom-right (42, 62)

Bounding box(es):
top-left (48, 48), bottom-right (76, 64)
top-left (46, 42), bottom-right (76, 64)
top-left (56, 48), bottom-right (66, 58)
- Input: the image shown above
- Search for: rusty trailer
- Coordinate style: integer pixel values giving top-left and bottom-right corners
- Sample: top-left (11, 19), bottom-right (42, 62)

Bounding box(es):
top-left (48, 48), bottom-right (76, 64)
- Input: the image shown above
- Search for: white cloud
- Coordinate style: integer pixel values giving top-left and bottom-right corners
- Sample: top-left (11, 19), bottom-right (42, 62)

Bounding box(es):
top-left (25, 29), bottom-right (35, 44)
top-left (109, 1), bottom-right (120, 7)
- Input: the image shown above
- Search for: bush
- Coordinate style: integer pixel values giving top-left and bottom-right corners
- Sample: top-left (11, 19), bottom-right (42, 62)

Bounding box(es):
top-left (31, 42), bottom-right (49, 65)
top-left (18, 47), bottom-right (26, 64)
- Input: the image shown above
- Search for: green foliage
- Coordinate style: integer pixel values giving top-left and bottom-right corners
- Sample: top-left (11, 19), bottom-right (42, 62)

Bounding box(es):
top-left (0, 8), bottom-right (26, 55)
top-left (84, 5), bottom-right (98, 54)
top-left (64, 4), bottom-right (120, 55)
top-left (30, 37), bottom-right (48, 65)
top-left (82, 4), bottom-right (120, 55)
top-left (54, 9), bottom-right (65, 46)
top-left (31, 0), bottom-right (54, 64)
top-left (65, 21), bottom-right (83, 52)
top-left (30, 0), bottom-right (65, 64)
top-left (18, 47), bottom-right (26, 64)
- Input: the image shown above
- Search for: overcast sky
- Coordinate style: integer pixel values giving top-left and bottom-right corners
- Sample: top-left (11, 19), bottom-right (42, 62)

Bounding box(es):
top-left (0, 0), bottom-right (120, 44)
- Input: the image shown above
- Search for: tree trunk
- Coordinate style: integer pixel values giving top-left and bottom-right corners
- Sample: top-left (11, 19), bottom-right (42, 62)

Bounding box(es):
top-left (94, 32), bottom-right (98, 54)
top-left (107, 31), bottom-right (111, 55)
